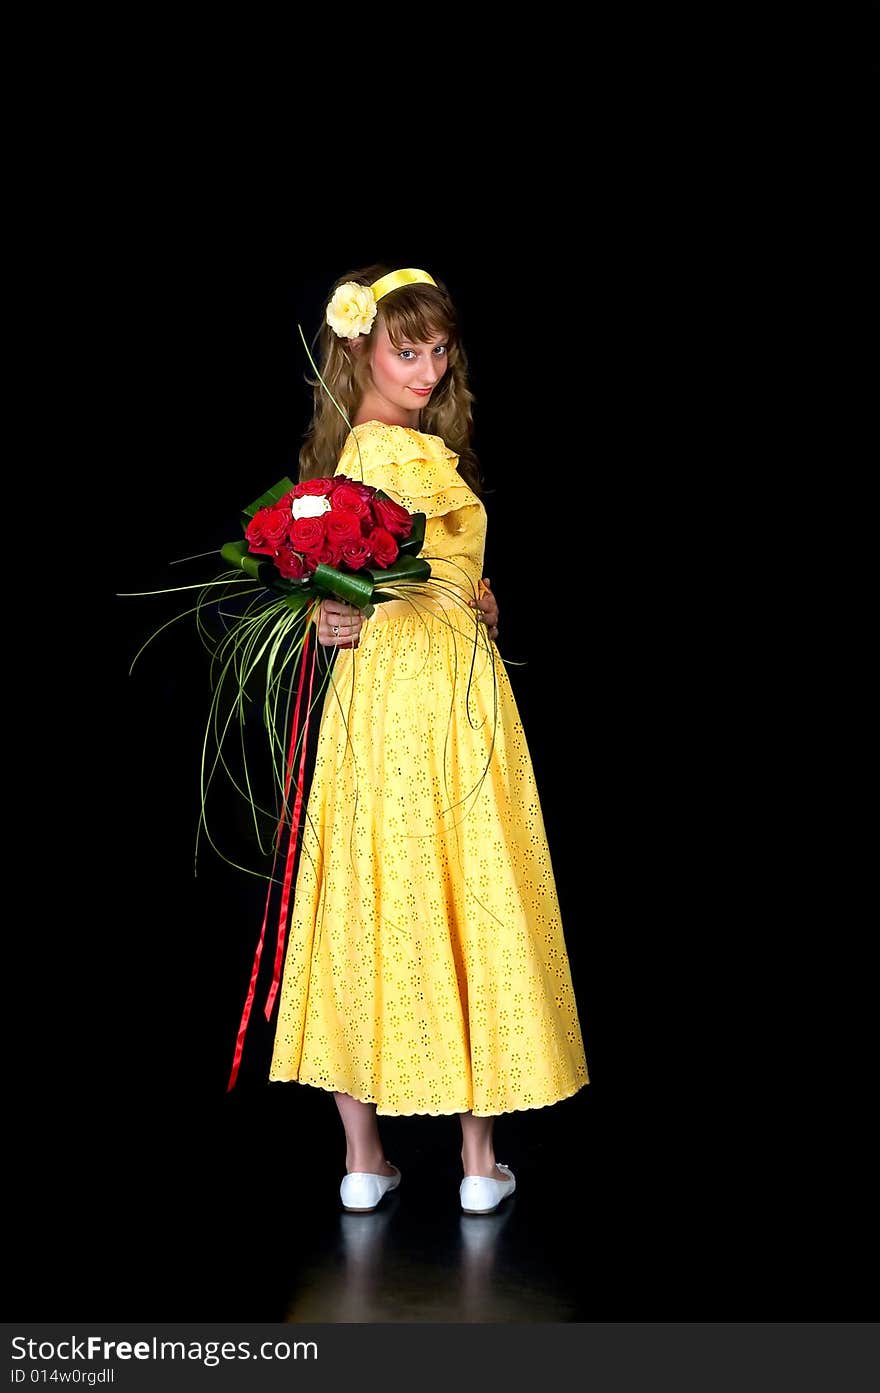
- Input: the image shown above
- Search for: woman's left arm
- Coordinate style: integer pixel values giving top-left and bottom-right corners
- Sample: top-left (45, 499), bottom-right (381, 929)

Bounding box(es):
top-left (469, 578), bottom-right (499, 642)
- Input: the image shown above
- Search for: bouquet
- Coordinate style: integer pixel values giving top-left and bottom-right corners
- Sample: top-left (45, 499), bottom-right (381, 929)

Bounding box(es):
top-left (224, 472), bottom-right (431, 611)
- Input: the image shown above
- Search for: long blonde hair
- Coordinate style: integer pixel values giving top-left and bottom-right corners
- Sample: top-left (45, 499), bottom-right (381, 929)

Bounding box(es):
top-left (299, 264), bottom-right (482, 495)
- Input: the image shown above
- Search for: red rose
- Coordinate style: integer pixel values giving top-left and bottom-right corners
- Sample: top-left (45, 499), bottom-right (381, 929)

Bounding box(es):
top-left (293, 477), bottom-right (335, 498)
top-left (290, 516), bottom-right (326, 555)
top-left (332, 481), bottom-right (373, 518)
top-left (325, 508), bottom-right (363, 546)
top-left (274, 547), bottom-right (306, 580)
top-left (340, 538), bottom-right (372, 570)
top-left (372, 496), bottom-right (412, 538)
top-left (366, 526), bottom-right (399, 569)
top-left (334, 475), bottom-right (375, 498)
top-left (350, 479), bottom-right (376, 501)
top-left (260, 504), bottom-right (295, 547)
top-left (244, 515), bottom-right (275, 556)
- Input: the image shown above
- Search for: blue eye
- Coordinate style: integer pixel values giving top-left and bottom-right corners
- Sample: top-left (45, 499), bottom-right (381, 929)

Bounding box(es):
top-left (398, 345), bottom-right (448, 360)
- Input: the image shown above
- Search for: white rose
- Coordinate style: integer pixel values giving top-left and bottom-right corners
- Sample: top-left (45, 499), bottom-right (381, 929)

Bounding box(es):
top-left (291, 494), bottom-right (332, 520)
top-left (325, 282), bottom-right (377, 340)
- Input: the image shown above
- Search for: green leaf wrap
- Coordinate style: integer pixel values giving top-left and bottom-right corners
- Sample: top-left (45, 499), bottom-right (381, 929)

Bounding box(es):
top-left (366, 554), bottom-right (432, 594)
top-left (240, 476), bottom-right (297, 528)
top-left (397, 511), bottom-right (426, 556)
top-left (310, 564), bottom-right (377, 608)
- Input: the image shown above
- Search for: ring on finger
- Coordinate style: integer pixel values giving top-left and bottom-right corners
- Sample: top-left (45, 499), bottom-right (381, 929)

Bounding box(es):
top-left (331, 624), bottom-right (340, 638)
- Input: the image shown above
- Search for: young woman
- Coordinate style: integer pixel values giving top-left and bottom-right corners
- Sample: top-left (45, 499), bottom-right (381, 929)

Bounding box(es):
top-left (268, 265), bottom-right (588, 1214)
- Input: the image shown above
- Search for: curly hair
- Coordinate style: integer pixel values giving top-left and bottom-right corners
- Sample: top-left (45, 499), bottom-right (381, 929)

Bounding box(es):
top-left (298, 264), bottom-right (482, 495)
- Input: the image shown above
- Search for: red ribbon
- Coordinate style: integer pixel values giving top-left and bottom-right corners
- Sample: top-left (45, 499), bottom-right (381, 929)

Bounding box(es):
top-left (265, 634), bottom-right (318, 1021)
top-left (226, 625), bottom-right (319, 1092)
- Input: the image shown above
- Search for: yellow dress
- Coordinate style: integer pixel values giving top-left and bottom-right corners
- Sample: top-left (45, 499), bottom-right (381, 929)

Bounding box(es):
top-left (269, 421), bottom-right (588, 1115)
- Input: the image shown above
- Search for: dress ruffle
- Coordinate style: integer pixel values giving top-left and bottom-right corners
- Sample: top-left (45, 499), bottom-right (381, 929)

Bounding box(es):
top-left (336, 421), bottom-right (480, 521)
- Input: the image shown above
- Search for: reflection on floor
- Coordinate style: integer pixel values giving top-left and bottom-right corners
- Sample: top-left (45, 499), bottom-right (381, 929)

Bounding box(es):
top-left (285, 1197), bottom-right (576, 1323)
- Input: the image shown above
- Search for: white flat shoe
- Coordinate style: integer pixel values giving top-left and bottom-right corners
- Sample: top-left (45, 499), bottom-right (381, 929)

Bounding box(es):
top-left (460, 1163), bottom-right (516, 1215)
top-left (340, 1165), bottom-right (401, 1213)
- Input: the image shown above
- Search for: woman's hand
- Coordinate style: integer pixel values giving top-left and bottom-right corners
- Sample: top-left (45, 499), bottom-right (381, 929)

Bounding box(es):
top-left (469, 578), bottom-right (499, 642)
top-left (317, 599), bottom-right (364, 649)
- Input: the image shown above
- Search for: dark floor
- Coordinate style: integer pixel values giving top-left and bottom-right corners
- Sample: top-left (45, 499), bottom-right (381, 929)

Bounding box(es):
top-left (7, 1032), bottom-right (850, 1324)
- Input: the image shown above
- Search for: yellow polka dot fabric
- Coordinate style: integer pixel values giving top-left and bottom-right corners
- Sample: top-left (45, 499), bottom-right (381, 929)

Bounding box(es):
top-left (269, 422), bottom-right (589, 1115)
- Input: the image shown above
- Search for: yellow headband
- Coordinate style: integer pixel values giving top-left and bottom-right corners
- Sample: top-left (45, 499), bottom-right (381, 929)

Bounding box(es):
top-left (325, 268), bottom-right (438, 340)
top-left (370, 268), bottom-right (437, 302)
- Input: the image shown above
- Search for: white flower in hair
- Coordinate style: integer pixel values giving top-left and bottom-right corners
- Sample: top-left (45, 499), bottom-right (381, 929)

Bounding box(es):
top-left (326, 282), bottom-right (378, 339)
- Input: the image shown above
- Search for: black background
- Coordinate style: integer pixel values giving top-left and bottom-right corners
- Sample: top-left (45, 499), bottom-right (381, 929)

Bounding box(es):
top-left (8, 180), bottom-right (847, 1322)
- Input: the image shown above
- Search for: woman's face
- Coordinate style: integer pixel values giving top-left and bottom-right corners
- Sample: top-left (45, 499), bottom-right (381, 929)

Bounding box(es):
top-left (366, 318), bottom-right (449, 416)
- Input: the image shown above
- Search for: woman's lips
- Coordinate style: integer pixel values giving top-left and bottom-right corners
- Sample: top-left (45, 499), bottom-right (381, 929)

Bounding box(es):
top-left (410, 387), bottom-right (432, 395)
